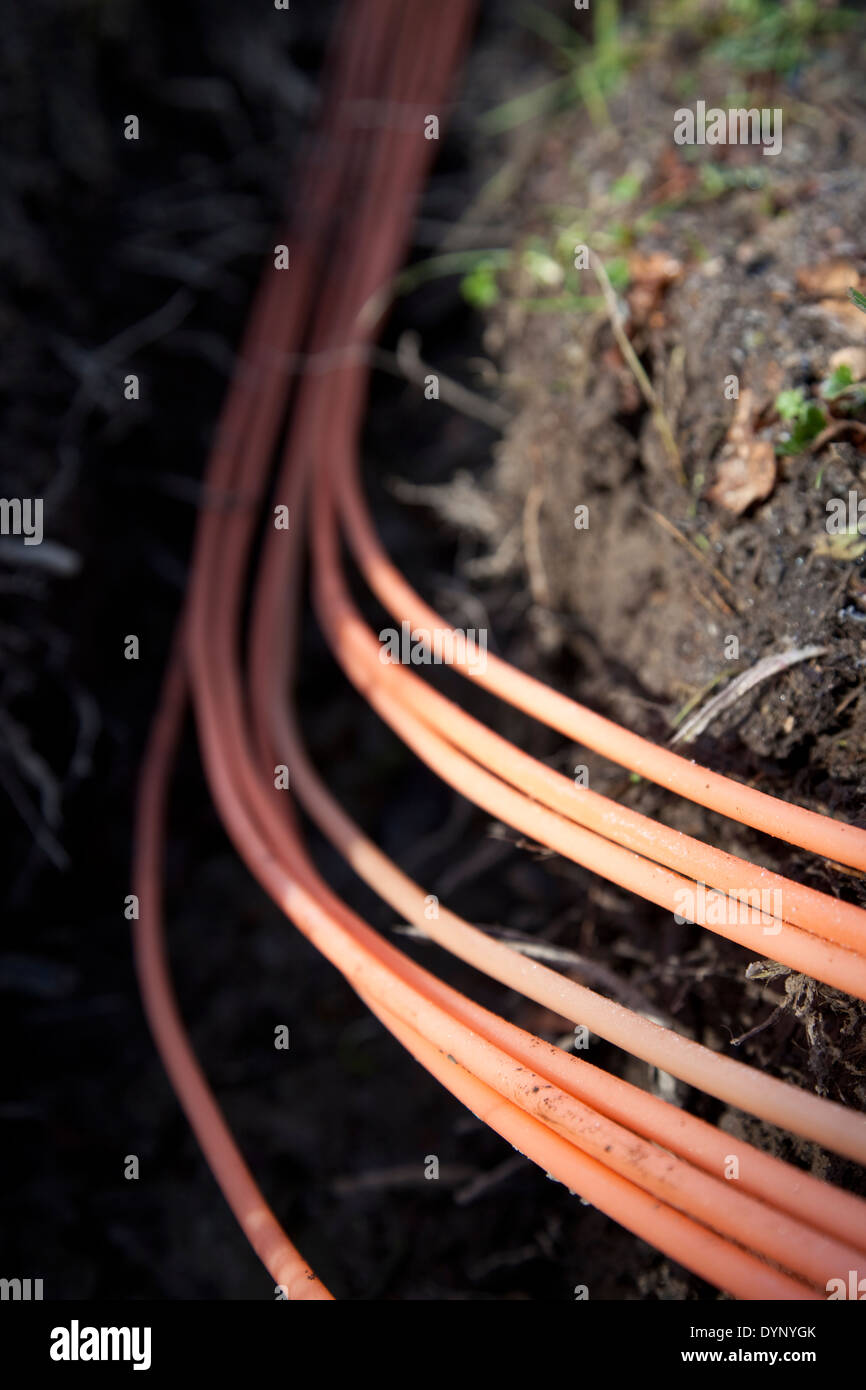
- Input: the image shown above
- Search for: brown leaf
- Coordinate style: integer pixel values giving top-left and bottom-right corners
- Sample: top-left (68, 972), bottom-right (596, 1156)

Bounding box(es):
top-left (651, 148), bottom-right (696, 202)
top-left (626, 251), bottom-right (683, 328)
top-left (706, 388), bottom-right (776, 515)
top-left (796, 259), bottom-right (861, 298)
top-left (627, 250), bottom-right (683, 286)
top-left (815, 298), bottom-right (866, 340)
top-left (812, 531), bottom-right (866, 561)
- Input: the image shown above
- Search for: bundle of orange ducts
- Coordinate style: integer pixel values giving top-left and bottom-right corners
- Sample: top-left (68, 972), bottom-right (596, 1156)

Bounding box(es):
top-left (132, 0), bottom-right (866, 1300)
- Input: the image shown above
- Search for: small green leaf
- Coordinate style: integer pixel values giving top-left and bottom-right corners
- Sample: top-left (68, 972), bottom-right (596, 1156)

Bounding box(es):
top-left (777, 402), bottom-right (826, 455)
top-left (461, 263), bottom-right (500, 308)
top-left (848, 287), bottom-right (866, 314)
top-left (775, 387), bottom-right (806, 421)
top-left (610, 171), bottom-right (642, 204)
top-left (820, 363), bottom-right (854, 400)
top-left (775, 386), bottom-right (827, 455)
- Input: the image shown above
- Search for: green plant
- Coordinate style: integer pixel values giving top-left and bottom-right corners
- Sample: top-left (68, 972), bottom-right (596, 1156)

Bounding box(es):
top-left (820, 363), bottom-right (866, 411)
top-left (480, 0), bottom-right (633, 133)
top-left (460, 257), bottom-right (502, 308)
top-left (775, 386), bottom-right (826, 454)
top-left (706, 0), bottom-right (855, 78)
top-left (821, 364), bottom-right (855, 400)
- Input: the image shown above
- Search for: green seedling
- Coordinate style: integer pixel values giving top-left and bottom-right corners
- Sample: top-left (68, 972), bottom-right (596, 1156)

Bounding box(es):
top-left (775, 387), bottom-right (826, 455)
top-left (820, 363), bottom-right (866, 411)
top-left (461, 259), bottom-right (503, 308)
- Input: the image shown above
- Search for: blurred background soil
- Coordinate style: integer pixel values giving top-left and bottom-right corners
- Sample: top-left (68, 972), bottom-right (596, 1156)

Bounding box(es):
top-left (3, 0), bottom-right (866, 1300)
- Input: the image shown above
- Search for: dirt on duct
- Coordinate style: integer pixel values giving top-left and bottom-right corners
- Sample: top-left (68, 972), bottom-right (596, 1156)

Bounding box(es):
top-left (3, 0), bottom-right (866, 1303)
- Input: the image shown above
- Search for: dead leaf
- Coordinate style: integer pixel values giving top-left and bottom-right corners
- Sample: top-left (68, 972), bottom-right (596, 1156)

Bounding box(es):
top-left (651, 148), bottom-right (695, 203)
top-left (626, 251), bottom-right (683, 328)
top-left (627, 251), bottom-right (682, 285)
top-left (815, 298), bottom-right (866, 340)
top-left (706, 388), bottom-right (776, 515)
top-left (796, 259), bottom-right (861, 298)
top-left (812, 531), bottom-right (866, 561)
